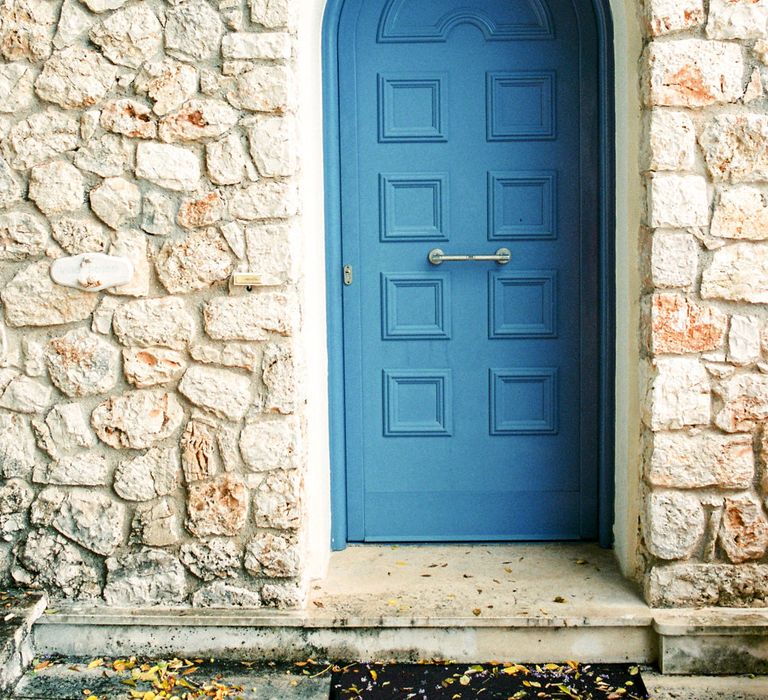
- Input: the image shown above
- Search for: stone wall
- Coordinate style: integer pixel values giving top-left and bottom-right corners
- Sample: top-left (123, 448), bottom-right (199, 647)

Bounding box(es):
top-left (0, 0), bottom-right (307, 607)
top-left (641, 0), bottom-right (768, 606)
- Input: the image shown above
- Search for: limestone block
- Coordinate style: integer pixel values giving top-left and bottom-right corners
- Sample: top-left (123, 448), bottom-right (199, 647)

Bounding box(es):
top-left (32, 403), bottom-right (95, 458)
top-left (0, 411), bottom-right (36, 478)
top-left (13, 529), bottom-right (100, 599)
top-left (177, 192), bottom-right (224, 229)
top-left (51, 217), bottom-right (109, 255)
top-left (261, 581), bottom-right (305, 609)
top-left (29, 161), bottom-right (84, 216)
top-left (186, 474), bottom-right (248, 537)
top-left (91, 296), bottom-right (119, 335)
top-left (113, 446), bottom-right (179, 501)
top-left (89, 178), bottom-right (140, 231)
top-left (244, 223), bottom-right (295, 282)
top-left (164, 0), bottom-right (224, 62)
top-left (32, 453), bottom-right (109, 486)
top-left (203, 291), bottom-right (293, 340)
top-left (700, 114), bottom-right (768, 182)
top-left (134, 59), bottom-right (198, 116)
top-left (240, 416), bottom-right (300, 472)
top-left (644, 490), bottom-right (704, 560)
top-left (702, 242), bottom-right (768, 303)
top-left (643, 39), bottom-right (744, 107)
top-left (136, 142), bottom-right (201, 191)
top-left (140, 190), bottom-right (176, 236)
top-left (719, 496), bottom-right (768, 563)
top-left (155, 227), bottom-right (233, 294)
top-left (0, 159), bottom-right (21, 210)
top-left (0, 478), bottom-right (32, 541)
top-left (262, 342), bottom-right (297, 415)
top-left (180, 539), bottom-right (240, 581)
top-left (113, 297), bottom-right (194, 349)
top-left (189, 341), bottom-right (260, 372)
top-left (75, 134), bottom-right (131, 178)
top-left (206, 132), bottom-right (248, 185)
top-left (729, 315), bottom-right (762, 365)
top-left (192, 581), bottom-right (261, 607)
top-left (3, 110), bottom-right (79, 170)
top-left (244, 531), bottom-right (299, 577)
top-left (178, 365), bottom-right (252, 422)
top-left (707, 0), bottom-right (768, 40)
top-left (131, 498), bottom-right (180, 546)
top-left (100, 99), bottom-right (156, 139)
top-left (103, 548), bottom-right (186, 606)
top-left (250, 0), bottom-right (296, 29)
top-left (646, 563), bottom-right (768, 607)
top-left (123, 347), bottom-right (186, 389)
top-left (106, 230), bottom-right (150, 298)
top-left (222, 32), bottom-right (292, 60)
top-left (159, 99), bottom-right (239, 142)
top-left (247, 116), bottom-right (297, 177)
top-left (34, 46), bottom-right (116, 109)
top-left (31, 487), bottom-right (126, 555)
top-left (0, 62), bottom-right (36, 112)
top-left (229, 180), bottom-right (299, 221)
top-left (220, 221), bottom-right (245, 259)
top-left (80, 0), bottom-right (127, 12)
top-left (228, 65), bottom-right (294, 113)
top-left (180, 420), bottom-right (219, 483)
top-left (53, 0), bottom-right (94, 49)
top-left (0, 374), bottom-right (52, 414)
top-left (0, 0), bottom-right (57, 61)
top-left (0, 212), bottom-right (48, 261)
top-left (715, 374), bottom-right (768, 432)
top-left (253, 469), bottom-right (300, 530)
top-left (647, 173), bottom-right (709, 228)
top-left (91, 389), bottom-right (184, 449)
top-left (644, 357), bottom-right (710, 430)
top-left (650, 293), bottom-right (726, 354)
top-left (89, 4), bottom-right (163, 69)
top-left (645, 0), bottom-right (705, 35)
top-left (643, 109), bottom-right (696, 171)
top-left (711, 186), bottom-right (768, 240)
top-left (45, 328), bottom-right (119, 398)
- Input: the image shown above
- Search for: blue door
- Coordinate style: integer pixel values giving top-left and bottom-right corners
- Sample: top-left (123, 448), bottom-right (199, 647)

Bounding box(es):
top-left (335, 0), bottom-right (601, 541)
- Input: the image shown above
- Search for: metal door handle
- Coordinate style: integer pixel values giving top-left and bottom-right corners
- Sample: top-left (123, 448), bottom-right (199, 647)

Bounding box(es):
top-left (428, 247), bottom-right (511, 265)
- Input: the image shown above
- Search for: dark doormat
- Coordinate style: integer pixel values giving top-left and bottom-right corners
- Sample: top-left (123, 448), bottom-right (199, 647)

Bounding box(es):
top-left (330, 662), bottom-right (649, 699)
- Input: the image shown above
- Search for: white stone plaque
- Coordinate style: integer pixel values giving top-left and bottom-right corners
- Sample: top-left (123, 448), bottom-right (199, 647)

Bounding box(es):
top-left (50, 253), bottom-right (135, 292)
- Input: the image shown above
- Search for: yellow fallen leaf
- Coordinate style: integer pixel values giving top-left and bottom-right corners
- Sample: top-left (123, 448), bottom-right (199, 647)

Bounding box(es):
top-left (34, 660), bottom-right (51, 671)
top-left (87, 658), bottom-right (104, 669)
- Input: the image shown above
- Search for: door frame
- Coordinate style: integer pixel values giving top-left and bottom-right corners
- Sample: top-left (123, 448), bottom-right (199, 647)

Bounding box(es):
top-left (322, 0), bottom-right (616, 550)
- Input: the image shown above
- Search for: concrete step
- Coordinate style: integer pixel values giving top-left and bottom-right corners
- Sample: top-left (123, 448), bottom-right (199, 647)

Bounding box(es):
top-left (0, 590), bottom-right (47, 695)
top-left (643, 668), bottom-right (768, 699)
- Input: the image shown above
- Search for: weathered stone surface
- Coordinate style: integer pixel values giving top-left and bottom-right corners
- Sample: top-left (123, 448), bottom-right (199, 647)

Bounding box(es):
top-left (104, 548), bottom-right (186, 606)
top-left (702, 242), bottom-right (768, 303)
top-left (648, 431), bottom-right (754, 488)
top-left (220, 220), bottom-right (245, 259)
top-left (107, 229), bottom-right (150, 297)
top-left (51, 217), bottom-right (108, 254)
top-left (644, 357), bottom-right (711, 431)
top-left (134, 59), bottom-right (197, 116)
top-left (113, 297), bottom-right (194, 349)
top-left (228, 65), bottom-right (294, 113)
top-left (31, 487), bottom-right (125, 555)
top-left (186, 474), bottom-right (248, 537)
top-left (0, 0), bottom-right (57, 61)
top-left (192, 581), bottom-right (260, 607)
top-left (136, 141), bottom-right (201, 191)
top-left (29, 160), bottom-right (84, 216)
top-left (75, 133), bottom-right (130, 177)
top-left (707, 0), bottom-right (768, 40)
top-left (3, 110), bottom-right (79, 170)
top-left (240, 416), bottom-right (300, 472)
top-left (33, 402), bottom-right (95, 458)
top-left (229, 180), bottom-right (299, 220)
top-left (14, 529), bottom-right (100, 599)
top-left (80, 0), bottom-right (127, 12)
top-left (180, 538), bottom-right (239, 581)
top-left (206, 132), bottom-right (248, 185)
top-left (91, 390), bottom-right (184, 449)
top-left (113, 446), bottom-right (179, 501)
top-left (177, 192), bottom-right (224, 229)
top-left (711, 186), bottom-right (768, 240)
top-left (250, 0), bottom-right (295, 29)
top-left (53, 0), bottom-right (93, 49)
top-left (0, 411), bottom-right (36, 479)
top-left (261, 581), bottom-right (304, 609)
top-left (141, 190), bottom-right (177, 236)
top-left (643, 39), bottom-right (744, 107)
top-left (650, 293), bottom-right (726, 355)
top-left (123, 347), bottom-right (186, 388)
top-left (0, 159), bottom-right (21, 209)
top-left (644, 490), bottom-right (704, 560)
top-left (131, 498), bottom-right (180, 546)
top-left (262, 342), bottom-right (297, 415)
top-left (89, 4), bottom-right (163, 69)
top-left (155, 227), bottom-right (233, 294)
top-left (0, 374), bottom-right (52, 414)
top-left (45, 328), bottom-right (120, 397)
top-left (165, 0), bottom-right (223, 62)
top-left (190, 342), bottom-right (260, 372)
top-left (0, 212), bottom-right (47, 261)
top-left (646, 563), bottom-right (768, 607)
top-left (253, 469), bottom-right (300, 530)
top-left (178, 366), bottom-right (251, 421)
top-left (89, 178), bottom-right (141, 230)
top-left (100, 99), bottom-right (156, 139)
top-left (647, 173), bottom-right (708, 228)
top-left (223, 32), bottom-right (291, 60)
top-left (247, 116), bottom-right (297, 176)
top-left (32, 453), bottom-right (109, 486)
top-left (91, 296), bottom-right (119, 335)
top-left (719, 496), bottom-right (768, 563)
top-left (244, 531), bottom-right (299, 578)
top-left (0, 61), bottom-right (35, 113)
top-left (159, 99), bottom-right (239, 142)
top-left (244, 223), bottom-right (295, 281)
top-left (729, 315), bottom-right (762, 365)
top-left (700, 114), bottom-right (768, 182)
top-left (203, 292), bottom-right (294, 340)
top-left (715, 374), bottom-right (768, 432)
top-left (180, 420), bottom-right (218, 483)
top-left (645, 0), bottom-right (705, 36)
top-left (0, 478), bottom-right (32, 541)
top-left (35, 46), bottom-right (116, 109)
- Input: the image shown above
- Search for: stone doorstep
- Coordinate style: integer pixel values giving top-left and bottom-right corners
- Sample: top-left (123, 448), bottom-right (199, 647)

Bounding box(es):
top-left (0, 591), bottom-right (48, 693)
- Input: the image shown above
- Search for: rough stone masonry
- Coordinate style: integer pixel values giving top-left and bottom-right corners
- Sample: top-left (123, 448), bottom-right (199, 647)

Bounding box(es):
top-left (0, 0), bottom-right (305, 608)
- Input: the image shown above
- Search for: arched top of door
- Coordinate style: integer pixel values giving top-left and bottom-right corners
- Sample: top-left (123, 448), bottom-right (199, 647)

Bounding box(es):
top-left (376, 0), bottom-right (554, 43)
